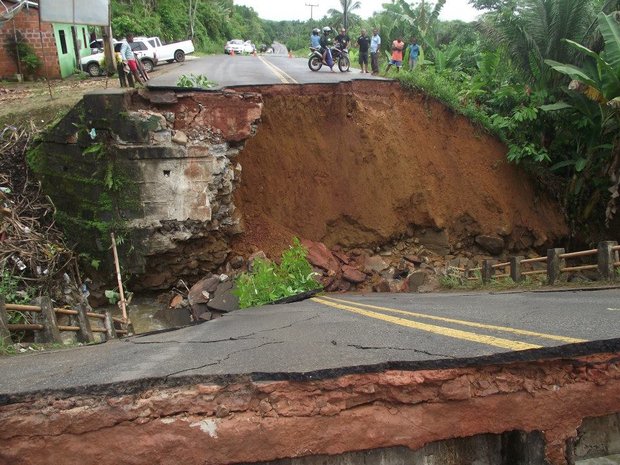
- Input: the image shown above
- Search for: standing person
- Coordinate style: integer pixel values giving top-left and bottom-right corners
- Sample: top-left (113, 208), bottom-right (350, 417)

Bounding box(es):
top-left (370, 28), bottom-right (381, 75)
top-left (120, 34), bottom-right (144, 86)
top-left (335, 27), bottom-right (350, 49)
top-left (357, 29), bottom-right (370, 73)
top-left (310, 28), bottom-right (321, 48)
top-left (408, 37), bottom-right (420, 70)
top-left (385, 36), bottom-right (405, 74)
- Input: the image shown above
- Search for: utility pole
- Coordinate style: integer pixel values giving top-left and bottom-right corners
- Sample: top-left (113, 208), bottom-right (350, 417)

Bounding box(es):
top-left (343, 0), bottom-right (348, 29)
top-left (305, 2), bottom-right (318, 20)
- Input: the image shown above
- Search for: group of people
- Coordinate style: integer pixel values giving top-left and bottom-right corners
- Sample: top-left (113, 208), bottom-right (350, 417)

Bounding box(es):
top-left (310, 26), bottom-right (420, 75)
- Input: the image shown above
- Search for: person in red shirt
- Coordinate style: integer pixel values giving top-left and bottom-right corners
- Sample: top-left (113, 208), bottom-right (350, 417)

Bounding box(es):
top-left (384, 37), bottom-right (405, 74)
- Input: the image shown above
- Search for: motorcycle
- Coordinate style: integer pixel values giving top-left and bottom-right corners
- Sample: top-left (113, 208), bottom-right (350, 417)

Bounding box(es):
top-left (308, 46), bottom-right (351, 72)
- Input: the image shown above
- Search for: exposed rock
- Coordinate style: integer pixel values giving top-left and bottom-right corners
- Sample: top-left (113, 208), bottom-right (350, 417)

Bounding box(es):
top-left (207, 281), bottom-right (239, 313)
top-left (169, 294), bottom-right (184, 309)
top-left (373, 279), bottom-right (391, 293)
top-left (302, 239), bottom-right (339, 274)
top-left (364, 255), bottom-right (389, 273)
top-left (229, 255), bottom-right (245, 269)
top-left (171, 130), bottom-right (188, 145)
top-left (404, 255), bottom-right (423, 266)
top-left (188, 276), bottom-right (220, 305)
top-left (342, 265), bottom-right (366, 284)
top-left (333, 251), bottom-right (350, 265)
top-left (403, 270), bottom-right (429, 293)
top-left (418, 229), bottom-right (450, 255)
top-left (475, 235), bottom-right (505, 255)
top-left (154, 307), bottom-right (192, 327)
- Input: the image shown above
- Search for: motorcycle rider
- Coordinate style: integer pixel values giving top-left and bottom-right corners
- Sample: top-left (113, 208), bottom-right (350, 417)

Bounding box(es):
top-left (319, 26), bottom-right (335, 71)
top-left (310, 28), bottom-right (321, 48)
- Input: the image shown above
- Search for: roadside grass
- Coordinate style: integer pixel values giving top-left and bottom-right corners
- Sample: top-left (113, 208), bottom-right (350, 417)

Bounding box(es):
top-left (439, 272), bottom-right (619, 292)
top-left (0, 339), bottom-right (84, 357)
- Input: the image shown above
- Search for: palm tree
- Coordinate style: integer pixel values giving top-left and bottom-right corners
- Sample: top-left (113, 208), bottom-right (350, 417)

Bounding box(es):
top-left (481, 0), bottom-right (596, 90)
top-left (327, 0), bottom-right (362, 29)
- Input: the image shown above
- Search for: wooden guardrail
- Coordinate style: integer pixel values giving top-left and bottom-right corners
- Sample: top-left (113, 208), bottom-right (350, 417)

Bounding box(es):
top-left (470, 240), bottom-right (619, 285)
top-left (0, 296), bottom-right (131, 345)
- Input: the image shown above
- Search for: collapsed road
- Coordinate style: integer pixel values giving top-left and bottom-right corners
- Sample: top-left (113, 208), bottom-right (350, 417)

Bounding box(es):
top-left (1, 290), bottom-right (620, 465)
top-left (2, 56), bottom-right (619, 465)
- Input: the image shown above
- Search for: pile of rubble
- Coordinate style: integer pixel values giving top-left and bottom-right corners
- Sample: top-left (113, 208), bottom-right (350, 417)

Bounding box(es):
top-left (0, 124), bottom-right (82, 305)
top-left (160, 237), bottom-right (458, 321)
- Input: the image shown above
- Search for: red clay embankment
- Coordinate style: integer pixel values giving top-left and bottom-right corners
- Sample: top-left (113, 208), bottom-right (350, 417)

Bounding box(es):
top-left (234, 82), bottom-right (567, 255)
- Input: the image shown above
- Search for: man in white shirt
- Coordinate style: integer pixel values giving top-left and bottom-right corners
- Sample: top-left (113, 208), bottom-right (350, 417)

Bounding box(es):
top-left (370, 29), bottom-right (381, 75)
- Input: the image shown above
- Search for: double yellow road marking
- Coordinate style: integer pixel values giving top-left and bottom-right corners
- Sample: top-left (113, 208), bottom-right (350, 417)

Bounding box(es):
top-left (311, 296), bottom-right (586, 351)
top-left (258, 56), bottom-right (298, 84)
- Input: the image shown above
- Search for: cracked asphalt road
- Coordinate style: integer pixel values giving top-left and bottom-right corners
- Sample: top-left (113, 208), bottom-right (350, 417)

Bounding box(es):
top-left (1, 289), bottom-right (619, 397)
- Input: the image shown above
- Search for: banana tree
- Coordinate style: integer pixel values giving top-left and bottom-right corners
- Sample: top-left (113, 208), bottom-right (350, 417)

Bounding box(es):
top-left (545, 13), bottom-right (620, 223)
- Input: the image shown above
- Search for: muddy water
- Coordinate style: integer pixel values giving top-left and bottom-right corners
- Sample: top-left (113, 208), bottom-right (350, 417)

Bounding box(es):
top-left (108, 295), bottom-right (186, 334)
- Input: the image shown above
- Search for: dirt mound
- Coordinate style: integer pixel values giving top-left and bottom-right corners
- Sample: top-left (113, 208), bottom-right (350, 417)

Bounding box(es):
top-left (234, 81), bottom-right (567, 255)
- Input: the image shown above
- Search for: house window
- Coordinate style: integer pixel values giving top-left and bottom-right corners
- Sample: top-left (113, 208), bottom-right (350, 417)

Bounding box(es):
top-left (59, 30), bottom-right (68, 54)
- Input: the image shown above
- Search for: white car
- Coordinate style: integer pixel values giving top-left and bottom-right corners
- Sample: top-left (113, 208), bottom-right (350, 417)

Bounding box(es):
top-left (242, 40), bottom-right (256, 54)
top-left (224, 39), bottom-right (244, 55)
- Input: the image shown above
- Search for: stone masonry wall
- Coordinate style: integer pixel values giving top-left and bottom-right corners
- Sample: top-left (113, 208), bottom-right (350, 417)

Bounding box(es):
top-left (32, 88), bottom-right (262, 289)
top-left (0, 351), bottom-right (618, 465)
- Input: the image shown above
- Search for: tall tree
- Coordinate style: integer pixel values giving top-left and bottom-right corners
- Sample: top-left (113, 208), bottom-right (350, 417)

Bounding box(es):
top-left (327, 0), bottom-right (362, 29)
top-left (478, 0), bottom-right (596, 90)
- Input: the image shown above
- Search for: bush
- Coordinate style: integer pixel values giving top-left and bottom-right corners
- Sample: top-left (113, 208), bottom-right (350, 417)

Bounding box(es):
top-left (235, 238), bottom-right (322, 308)
top-left (6, 32), bottom-right (42, 76)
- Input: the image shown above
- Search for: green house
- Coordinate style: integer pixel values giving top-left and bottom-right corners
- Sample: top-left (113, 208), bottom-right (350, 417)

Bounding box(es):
top-left (52, 23), bottom-right (92, 78)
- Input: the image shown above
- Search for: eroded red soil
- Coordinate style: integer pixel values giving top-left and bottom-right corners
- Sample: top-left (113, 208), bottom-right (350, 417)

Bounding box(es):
top-left (234, 82), bottom-right (567, 257)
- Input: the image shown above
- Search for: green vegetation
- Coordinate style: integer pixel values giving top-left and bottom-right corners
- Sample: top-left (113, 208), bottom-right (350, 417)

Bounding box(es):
top-left (0, 269), bottom-right (32, 305)
top-left (176, 73), bottom-right (215, 88)
top-left (235, 238), bottom-right (322, 308)
top-left (6, 31), bottom-right (42, 77)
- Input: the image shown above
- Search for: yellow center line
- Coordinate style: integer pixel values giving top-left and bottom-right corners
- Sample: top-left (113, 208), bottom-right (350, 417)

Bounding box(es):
top-left (322, 296), bottom-right (586, 344)
top-left (258, 56), bottom-right (298, 84)
top-left (311, 297), bottom-right (542, 351)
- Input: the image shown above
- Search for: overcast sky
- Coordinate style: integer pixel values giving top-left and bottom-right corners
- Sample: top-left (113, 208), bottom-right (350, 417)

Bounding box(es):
top-left (234, 0), bottom-right (481, 23)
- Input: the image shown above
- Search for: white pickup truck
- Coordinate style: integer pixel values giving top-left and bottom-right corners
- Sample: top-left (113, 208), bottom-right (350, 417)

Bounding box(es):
top-left (139, 36), bottom-right (195, 63)
top-left (80, 38), bottom-right (158, 77)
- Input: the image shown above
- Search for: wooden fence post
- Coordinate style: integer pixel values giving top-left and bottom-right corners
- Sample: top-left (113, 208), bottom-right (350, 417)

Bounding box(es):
top-left (0, 297), bottom-right (11, 344)
top-left (510, 256), bottom-right (523, 283)
top-left (482, 259), bottom-right (496, 284)
top-left (547, 248), bottom-right (565, 285)
top-left (76, 302), bottom-right (95, 343)
top-left (597, 241), bottom-right (618, 281)
top-left (35, 297), bottom-right (63, 344)
top-left (104, 309), bottom-right (118, 340)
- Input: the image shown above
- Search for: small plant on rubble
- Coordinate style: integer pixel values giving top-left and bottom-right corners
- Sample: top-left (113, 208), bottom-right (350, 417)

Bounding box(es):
top-left (176, 74), bottom-right (215, 89)
top-left (235, 237), bottom-right (322, 308)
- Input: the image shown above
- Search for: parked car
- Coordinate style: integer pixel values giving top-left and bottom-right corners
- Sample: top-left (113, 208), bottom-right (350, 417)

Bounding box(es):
top-left (243, 40), bottom-right (256, 54)
top-left (224, 39), bottom-right (244, 55)
top-left (80, 39), bottom-right (158, 77)
top-left (137, 36), bottom-right (194, 63)
top-left (224, 39), bottom-right (256, 55)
